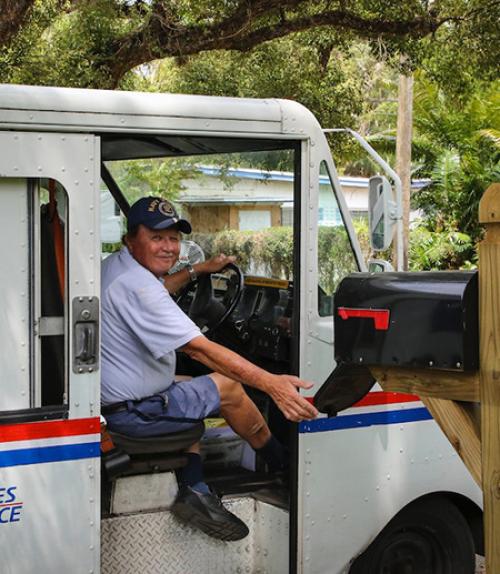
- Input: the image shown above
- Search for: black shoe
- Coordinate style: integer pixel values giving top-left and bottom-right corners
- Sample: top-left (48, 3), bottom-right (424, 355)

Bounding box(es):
top-left (171, 486), bottom-right (249, 541)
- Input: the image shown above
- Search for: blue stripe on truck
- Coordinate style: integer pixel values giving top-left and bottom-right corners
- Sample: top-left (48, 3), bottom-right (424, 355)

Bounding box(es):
top-left (299, 407), bottom-right (432, 433)
top-left (0, 442), bottom-right (100, 468)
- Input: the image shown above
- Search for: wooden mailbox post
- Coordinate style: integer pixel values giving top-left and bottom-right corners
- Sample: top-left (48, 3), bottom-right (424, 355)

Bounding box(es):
top-left (371, 182), bottom-right (500, 572)
top-left (479, 182), bottom-right (500, 572)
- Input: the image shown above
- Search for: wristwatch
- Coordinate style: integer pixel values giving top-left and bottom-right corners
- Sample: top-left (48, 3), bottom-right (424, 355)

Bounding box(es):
top-left (186, 263), bottom-right (198, 282)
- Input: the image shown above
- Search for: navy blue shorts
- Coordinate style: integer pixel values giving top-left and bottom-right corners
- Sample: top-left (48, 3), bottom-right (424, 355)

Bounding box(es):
top-left (104, 375), bottom-right (220, 437)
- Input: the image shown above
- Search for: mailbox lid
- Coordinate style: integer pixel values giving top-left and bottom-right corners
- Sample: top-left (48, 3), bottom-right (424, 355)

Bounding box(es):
top-left (334, 271), bottom-right (478, 371)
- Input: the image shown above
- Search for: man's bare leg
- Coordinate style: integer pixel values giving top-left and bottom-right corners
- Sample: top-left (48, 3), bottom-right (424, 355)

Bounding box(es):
top-left (176, 372), bottom-right (270, 448)
top-left (171, 373), bottom-right (284, 541)
top-left (176, 372), bottom-right (286, 497)
top-left (210, 373), bottom-right (271, 449)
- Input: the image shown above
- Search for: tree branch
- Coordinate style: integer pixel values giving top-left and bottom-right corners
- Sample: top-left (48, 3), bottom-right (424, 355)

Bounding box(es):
top-left (0, 0), bottom-right (82, 49)
top-left (0, 0), bottom-right (36, 47)
top-left (221, 11), bottom-right (442, 52)
top-left (105, 1), bottom-right (444, 87)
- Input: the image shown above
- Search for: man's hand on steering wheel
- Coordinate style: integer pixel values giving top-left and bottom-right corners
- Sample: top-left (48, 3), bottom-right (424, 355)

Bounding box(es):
top-left (197, 254), bottom-right (236, 275)
top-left (163, 253), bottom-right (236, 297)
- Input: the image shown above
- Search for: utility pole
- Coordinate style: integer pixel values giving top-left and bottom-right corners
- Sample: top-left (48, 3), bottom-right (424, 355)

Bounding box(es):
top-left (394, 72), bottom-right (414, 271)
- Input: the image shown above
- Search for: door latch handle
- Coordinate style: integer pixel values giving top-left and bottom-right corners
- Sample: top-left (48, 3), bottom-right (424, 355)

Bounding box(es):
top-left (75, 322), bottom-right (96, 362)
top-left (73, 296), bottom-right (99, 373)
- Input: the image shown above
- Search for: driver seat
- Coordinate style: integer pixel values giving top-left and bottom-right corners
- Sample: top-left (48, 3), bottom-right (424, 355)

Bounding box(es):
top-left (105, 422), bottom-right (205, 477)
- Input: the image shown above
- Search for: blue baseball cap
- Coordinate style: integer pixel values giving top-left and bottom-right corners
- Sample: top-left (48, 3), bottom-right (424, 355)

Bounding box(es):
top-left (127, 197), bottom-right (192, 234)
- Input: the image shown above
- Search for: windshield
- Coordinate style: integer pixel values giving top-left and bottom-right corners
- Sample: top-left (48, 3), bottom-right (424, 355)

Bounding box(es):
top-left (101, 144), bottom-right (297, 281)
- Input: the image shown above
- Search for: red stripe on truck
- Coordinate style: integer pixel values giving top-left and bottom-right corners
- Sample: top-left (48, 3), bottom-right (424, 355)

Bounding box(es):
top-left (0, 417), bottom-right (100, 443)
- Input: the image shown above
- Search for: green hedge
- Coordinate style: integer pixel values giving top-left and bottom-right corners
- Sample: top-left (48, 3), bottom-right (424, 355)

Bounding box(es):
top-left (191, 227), bottom-right (294, 279)
top-left (192, 225), bottom-right (359, 292)
top-left (103, 222), bottom-right (474, 285)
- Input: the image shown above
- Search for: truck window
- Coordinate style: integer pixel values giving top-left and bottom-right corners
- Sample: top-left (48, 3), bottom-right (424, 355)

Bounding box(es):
top-left (104, 147), bottom-right (296, 281)
top-left (100, 187), bottom-right (122, 258)
top-left (101, 138), bottom-right (300, 405)
top-left (317, 161), bottom-right (358, 316)
top-left (0, 178), bottom-right (68, 418)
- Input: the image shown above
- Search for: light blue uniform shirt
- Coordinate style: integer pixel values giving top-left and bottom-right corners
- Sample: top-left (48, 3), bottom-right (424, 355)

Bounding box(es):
top-left (101, 247), bottom-right (201, 406)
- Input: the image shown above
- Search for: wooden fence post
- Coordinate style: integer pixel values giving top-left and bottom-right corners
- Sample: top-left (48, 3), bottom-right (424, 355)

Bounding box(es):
top-left (479, 182), bottom-right (500, 573)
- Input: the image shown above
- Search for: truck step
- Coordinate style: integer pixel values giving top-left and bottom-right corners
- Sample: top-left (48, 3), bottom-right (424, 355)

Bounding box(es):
top-left (101, 497), bottom-right (288, 574)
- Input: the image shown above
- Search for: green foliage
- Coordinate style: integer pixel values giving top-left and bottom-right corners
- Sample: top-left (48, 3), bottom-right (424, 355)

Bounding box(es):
top-left (256, 226), bottom-right (295, 279)
top-left (0, 1), bottom-right (141, 87)
top-left (350, 71), bottom-right (499, 268)
top-left (212, 229), bottom-right (259, 275)
top-left (1, 0), bottom-right (498, 96)
top-left (348, 215), bottom-right (476, 271)
top-left (408, 225), bottom-right (476, 270)
top-left (208, 227), bottom-right (294, 280)
top-left (149, 34), bottom-right (364, 139)
top-left (192, 224), bottom-right (359, 290)
top-left (420, 0), bottom-right (500, 98)
top-left (330, 43), bottom-right (400, 174)
top-left (0, 0), bottom-right (59, 85)
top-left (411, 79), bottom-right (500, 241)
top-left (106, 158), bottom-right (200, 205)
top-left (192, 227), bottom-right (295, 280)
top-left (101, 241), bottom-right (122, 255)
top-left (352, 217), bottom-right (372, 260)
top-left (317, 225), bottom-right (360, 294)
top-left (1, 0), bottom-right (498, 276)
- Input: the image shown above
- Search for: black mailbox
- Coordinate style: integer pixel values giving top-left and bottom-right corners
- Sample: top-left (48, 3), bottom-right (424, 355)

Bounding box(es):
top-left (334, 271), bottom-right (478, 372)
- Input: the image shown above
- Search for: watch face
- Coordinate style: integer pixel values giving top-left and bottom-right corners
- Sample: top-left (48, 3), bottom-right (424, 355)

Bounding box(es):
top-left (186, 264), bottom-right (197, 280)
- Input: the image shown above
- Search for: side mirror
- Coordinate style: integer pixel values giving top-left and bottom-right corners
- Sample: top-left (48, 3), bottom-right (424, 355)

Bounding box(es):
top-left (368, 259), bottom-right (394, 273)
top-left (368, 175), bottom-right (397, 251)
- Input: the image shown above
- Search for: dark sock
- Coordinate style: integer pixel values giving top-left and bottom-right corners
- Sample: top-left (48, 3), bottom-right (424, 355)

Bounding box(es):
top-left (176, 453), bottom-right (210, 494)
top-left (256, 435), bottom-right (289, 472)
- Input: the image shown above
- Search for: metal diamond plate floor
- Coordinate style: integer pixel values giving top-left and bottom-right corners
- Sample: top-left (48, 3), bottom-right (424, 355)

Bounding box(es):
top-left (101, 496), bottom-right (287, 574)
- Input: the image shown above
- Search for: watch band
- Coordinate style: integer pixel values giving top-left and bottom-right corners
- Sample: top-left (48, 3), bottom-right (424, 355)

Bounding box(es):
top-left (186, 263), bottom-right (198, 282)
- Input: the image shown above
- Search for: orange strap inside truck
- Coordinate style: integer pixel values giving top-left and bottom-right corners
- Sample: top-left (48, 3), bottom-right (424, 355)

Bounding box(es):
top-left (48, 179), bottom-right (65, 299)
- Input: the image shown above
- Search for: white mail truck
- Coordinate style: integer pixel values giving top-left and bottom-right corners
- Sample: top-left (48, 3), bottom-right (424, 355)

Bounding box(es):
top-left (0, 84), bottom-right (482, 574)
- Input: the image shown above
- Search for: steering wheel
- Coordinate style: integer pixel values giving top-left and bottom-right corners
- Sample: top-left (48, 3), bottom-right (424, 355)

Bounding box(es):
top-left (174, 263), bottom-right (244, 335)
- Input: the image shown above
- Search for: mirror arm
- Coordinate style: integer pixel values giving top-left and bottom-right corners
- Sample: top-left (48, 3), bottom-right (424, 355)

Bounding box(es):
top-left (324, 128), bottom-right (403, 271)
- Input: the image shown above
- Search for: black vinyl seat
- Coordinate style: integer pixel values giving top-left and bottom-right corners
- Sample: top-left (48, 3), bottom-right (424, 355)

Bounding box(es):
top-left (108, 422), bottom-right (205, 455)
top-left (104, 422), bottom-right (206, 478)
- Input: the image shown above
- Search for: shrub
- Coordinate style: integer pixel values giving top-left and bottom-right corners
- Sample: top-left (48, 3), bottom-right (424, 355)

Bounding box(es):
top-left (408, 225), bottom-right (476, 270)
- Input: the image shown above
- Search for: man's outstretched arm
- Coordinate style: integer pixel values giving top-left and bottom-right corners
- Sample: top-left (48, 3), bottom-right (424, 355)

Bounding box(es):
top-left (181, 335), bottom-right (318, 423)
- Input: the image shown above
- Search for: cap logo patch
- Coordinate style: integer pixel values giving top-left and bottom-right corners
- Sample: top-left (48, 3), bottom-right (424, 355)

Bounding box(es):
top-left (147, 199), bottom-right (161, 212)
top-left (158, 201), bottom-right (176, 217)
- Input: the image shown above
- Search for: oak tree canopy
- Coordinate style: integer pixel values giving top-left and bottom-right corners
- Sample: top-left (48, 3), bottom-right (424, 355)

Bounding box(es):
top-left (1, 0), bottom-right (497, 89)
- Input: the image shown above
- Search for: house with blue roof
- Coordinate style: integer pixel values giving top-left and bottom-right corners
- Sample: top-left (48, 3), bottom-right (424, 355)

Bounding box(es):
top-left (178, 166), bottom-right (429, 232)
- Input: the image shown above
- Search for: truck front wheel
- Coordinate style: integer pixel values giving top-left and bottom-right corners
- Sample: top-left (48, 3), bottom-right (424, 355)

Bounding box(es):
top-left (349, 495), bottom-right (476, 574)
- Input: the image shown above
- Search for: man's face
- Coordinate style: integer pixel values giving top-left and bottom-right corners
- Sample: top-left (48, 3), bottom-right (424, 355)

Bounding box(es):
top-left (126, 224), bottom-right (181, 276)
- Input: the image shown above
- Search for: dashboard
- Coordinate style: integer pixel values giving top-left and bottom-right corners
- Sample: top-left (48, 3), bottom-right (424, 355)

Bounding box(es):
top-left (212, 276), bottom-right (294, 373)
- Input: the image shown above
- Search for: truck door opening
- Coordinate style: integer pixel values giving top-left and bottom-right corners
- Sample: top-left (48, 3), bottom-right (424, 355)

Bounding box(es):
top-left (0, 178), bottom-right (68, 422)
top-left (100, 135), bottom-right (301, 503)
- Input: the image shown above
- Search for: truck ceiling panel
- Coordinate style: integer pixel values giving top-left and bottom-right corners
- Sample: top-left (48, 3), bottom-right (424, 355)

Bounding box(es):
top-left (101, 135), bottom-right (295, 161)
